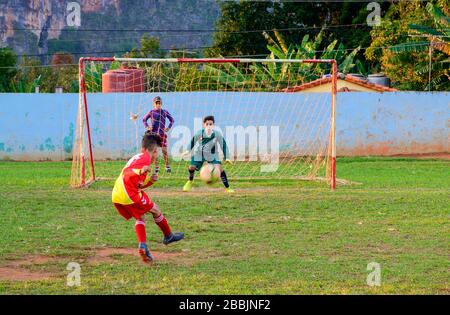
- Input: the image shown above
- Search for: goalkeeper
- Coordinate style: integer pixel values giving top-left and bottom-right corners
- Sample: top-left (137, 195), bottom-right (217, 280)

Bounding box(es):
top-left (182, 115), bottom-right (234, 193)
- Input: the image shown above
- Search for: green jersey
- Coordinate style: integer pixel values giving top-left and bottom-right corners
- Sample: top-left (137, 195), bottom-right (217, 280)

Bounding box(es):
top-left (188, 129), bottom-right (230, 162)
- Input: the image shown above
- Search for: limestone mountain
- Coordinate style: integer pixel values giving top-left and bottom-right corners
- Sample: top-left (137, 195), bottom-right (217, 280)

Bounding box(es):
top-left (0, 0), bottom-right (220, 62)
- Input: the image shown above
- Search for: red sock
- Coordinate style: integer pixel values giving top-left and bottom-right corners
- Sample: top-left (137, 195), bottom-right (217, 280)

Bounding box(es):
top-left (154, 213), bottom-right (172, 237)
top-left (135, 220), bottom-right (146, 243)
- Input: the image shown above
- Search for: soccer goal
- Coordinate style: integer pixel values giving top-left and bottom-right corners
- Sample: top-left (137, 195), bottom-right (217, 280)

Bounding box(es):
top-left (71, 57), bottom-right (337, 189)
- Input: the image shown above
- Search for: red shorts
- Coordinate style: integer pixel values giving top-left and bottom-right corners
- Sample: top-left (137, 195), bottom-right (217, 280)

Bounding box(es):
top-left (113, 192), bottom-right (154, 220)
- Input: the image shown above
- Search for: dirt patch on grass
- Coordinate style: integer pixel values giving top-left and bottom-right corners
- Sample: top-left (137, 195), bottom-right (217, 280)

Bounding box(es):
top-left (84, 247), bottom-right (227, 267)
top-left (87, 247), bottom-right (182, 265)
top-left (6, 255), bottom-right (58, 267)
top-left (88, 247), bottom-right (225, 267)
top-left (0, 255), bottom-right (58, 282)
top-left (0, 267), bottom-right (53, 281)
top-left (0, 248), bottom-right (187, 282)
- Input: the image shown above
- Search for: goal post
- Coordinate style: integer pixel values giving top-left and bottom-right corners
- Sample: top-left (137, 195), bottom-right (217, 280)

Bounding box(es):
top-left (71, 57), bottom-right (337, 189)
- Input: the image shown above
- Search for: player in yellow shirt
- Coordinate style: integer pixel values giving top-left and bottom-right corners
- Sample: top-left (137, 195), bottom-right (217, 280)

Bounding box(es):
top-left (112, 133), bottom-right (184, 262)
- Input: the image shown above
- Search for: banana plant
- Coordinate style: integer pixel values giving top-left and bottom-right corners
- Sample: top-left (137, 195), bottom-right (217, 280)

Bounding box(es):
top-left (9, 75), bottom-right (42, 93)
top-left (390, 3), bottom-right (449, 90)
top-left (204, 29), bottom-right (364, 91)
top-left (84, 62), bottom-right (103, 92)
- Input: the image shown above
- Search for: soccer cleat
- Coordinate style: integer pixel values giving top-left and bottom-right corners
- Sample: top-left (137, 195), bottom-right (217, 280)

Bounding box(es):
top-left (165, 165), bottom-right (172, 174)
top-left (225, 188), bottom-right (235, 193)
top-left (138, 243), bottom-right (153, 262)
top-left (163, 232), bottom-right (185, 245)
top-left (183, 180), bottom-right (193, 192)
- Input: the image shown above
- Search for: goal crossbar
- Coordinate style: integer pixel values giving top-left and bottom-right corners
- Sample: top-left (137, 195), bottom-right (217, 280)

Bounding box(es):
top-left (82, 57), bottom-right (337, 64)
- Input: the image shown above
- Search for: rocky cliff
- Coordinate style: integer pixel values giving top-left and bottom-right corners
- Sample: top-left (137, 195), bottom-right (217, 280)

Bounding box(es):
top-left (0, 0), bottom-right (219, 61)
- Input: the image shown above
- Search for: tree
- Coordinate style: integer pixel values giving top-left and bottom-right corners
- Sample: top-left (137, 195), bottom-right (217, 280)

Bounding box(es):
top-left (141, 34), bottom-right (163, 58)
top-left (0, 48), bottom-right (18, 92)
top-left (390, 2), bottom-right (449, 90)
top-left (366, 0), bottom-right (449, 91)
top-left (205, 1), bottom-right (377, 61)
top-left (205, 1), bottom-right (275, 57)
top-left (48, 53), bottom-right (79, 93)
top-left (9, 57), bottom-right (45, 93)
top-left (123, 34), bottom-right (164, 58)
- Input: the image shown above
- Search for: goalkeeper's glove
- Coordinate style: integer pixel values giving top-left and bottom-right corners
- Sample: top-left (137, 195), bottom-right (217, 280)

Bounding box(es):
top-left (181, 150), bottom-right (190, 158)
top-left (225, 159), bottom-right (234, 165)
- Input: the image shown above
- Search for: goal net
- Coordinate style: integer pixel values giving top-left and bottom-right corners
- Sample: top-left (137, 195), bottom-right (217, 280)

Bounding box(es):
top-left (71, 57), bottom-right (337, 189)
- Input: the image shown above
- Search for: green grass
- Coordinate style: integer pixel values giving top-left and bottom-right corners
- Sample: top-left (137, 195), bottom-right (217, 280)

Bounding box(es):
top-left (0, 157), bottom-right (448, 294)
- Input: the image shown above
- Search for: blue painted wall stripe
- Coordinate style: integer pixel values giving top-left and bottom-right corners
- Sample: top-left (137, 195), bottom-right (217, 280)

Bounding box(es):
top-left (0, 92), bottom-right (448, 161)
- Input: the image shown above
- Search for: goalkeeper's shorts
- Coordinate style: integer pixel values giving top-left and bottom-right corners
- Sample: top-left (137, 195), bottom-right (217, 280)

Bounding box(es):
top-left (190, 156), bottom-right (221, 171)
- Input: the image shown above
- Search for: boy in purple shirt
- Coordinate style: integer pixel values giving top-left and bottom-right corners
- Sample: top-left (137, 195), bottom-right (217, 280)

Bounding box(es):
top-left (142, 96), bottom-right (174, 173)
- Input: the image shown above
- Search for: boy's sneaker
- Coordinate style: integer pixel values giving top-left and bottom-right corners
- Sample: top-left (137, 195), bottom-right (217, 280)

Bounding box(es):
top-left (138, 243), bottom-right (153, 262)
top-left (165, 165), bottom-right (171, 173)
top-left (183, 180), bottom-right (193, 192)
top-left (163, 232), bottom-right (185, 245)
top-left (225, 188), bottom-right (235, 193)
top-left (154, 166), bottom-right (160, 174)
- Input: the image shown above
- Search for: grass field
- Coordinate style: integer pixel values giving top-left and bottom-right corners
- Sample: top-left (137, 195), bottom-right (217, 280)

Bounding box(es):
top-left (0, 157), bottom-right (448, 294)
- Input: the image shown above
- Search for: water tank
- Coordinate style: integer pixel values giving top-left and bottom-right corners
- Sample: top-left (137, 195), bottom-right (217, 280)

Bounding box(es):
top-left (102, 68), bottom-right (145, 93)
top-left (368, 74), bottom-right (391, 87)
top-left (123, 68), bottom-right (145, 92)
top-left (102, 70), bottom-right (133, 93)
